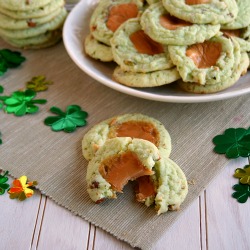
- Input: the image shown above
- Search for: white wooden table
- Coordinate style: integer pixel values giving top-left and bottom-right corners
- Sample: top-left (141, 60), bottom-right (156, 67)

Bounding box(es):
top-left (1, 157), bottom-right (249, 250)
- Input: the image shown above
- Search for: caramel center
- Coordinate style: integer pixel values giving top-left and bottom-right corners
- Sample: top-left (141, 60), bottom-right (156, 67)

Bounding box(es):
top-left (160, 14), bottom-right (192, 30)
top-left (135, 176), bottom-right (156, 202)
top-left (185, 0), bottom-right (211, 5)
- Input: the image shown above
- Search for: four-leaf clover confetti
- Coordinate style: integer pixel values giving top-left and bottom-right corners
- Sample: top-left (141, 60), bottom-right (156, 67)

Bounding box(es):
top-left (232, 183), bottom-right (250, 203)
top-left (8, 175), bottom-right (37, 201)
top-left (44, 105), bottom-right (88, 132)
top-left (0, 89), bottom-right (47, 116)
top-left (234, 165), bottom-right (250, 185)
top-left (213, 128), bottom-right (250, 158)
top-left (0, 49), bottom-right (26, 76)
top-left (26, 75), bottom-right (53, 92)
top-left (0, 170), bottom-right (9, 195)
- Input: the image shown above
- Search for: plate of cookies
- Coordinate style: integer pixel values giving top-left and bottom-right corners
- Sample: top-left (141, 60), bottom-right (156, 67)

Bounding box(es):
top-left (63, 0), bottom-right (250, 103)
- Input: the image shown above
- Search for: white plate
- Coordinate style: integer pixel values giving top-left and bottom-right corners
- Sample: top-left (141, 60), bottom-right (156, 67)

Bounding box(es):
top-left (63, 0), bottom-right (250, 103)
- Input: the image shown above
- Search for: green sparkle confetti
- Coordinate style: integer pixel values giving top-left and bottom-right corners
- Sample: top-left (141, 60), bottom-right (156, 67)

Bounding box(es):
top-left (44, 105), bottom-right (88, 133)
top-left (0, 49), bottom-right (26, 76)
top-left (0, 89), bottom-right (47, 116)
top-left (0, 170), bottom-right (10, 195)
top-left (213, 128), bottom-right (250, 159)
top-left (232, 183), bottom-right (250, 203)
top-left (26, 75), bottom-right (53, 92)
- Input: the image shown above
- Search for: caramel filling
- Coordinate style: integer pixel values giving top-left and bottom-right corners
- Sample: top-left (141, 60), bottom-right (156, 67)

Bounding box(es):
top-left (109, 120), bottom-right (160, 147)
top-left (130, 30), bottom-right (164, 55)
top-left (99, 151), bottom-right (154, 192)
top-left (186, 41), bottom-right (222, 68)
top-left (135, 176), bottom-right (156, 202)
top-left (106, 3), bottom-right (138, 32)
top-left (185, 0), bottom-right (210, 5)
top-left (160, 14), bottom-right (192, 30)
top-left (221, 29), bottom-right (241, 38)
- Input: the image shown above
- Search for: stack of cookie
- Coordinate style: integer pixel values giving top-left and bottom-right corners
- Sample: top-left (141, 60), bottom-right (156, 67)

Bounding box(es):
top-left (82, 113), bottom-right (188, 215)
top-left (85, 0), bottom-right (250, 94)
top-left (0, 0), bottom-right (68, 49)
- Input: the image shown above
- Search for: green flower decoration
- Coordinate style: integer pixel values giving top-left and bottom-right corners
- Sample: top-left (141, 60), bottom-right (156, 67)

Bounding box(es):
top-left (26, 75), bottom-right (53, 92)
top-left (213, 128), bottom-right (250, 158)
top-left (0, 170), bottom-right (10, 195)
top-left (234, 165), bottom-right (250, 185)
top-left (0, 49), bottom-right (26, 76)
top-left (0, 89), bottom-right (47, 116)
top-left (44, 105), bottom-right (88, 133)
top-left (232, 183), bottom-right (250, 203)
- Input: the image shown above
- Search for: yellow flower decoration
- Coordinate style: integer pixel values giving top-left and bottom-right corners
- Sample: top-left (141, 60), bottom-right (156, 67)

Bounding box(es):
top-left (8, 175), bottom-right (37, 201)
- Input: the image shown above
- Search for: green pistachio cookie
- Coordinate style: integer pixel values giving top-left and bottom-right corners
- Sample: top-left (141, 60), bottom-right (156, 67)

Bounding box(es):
top-left (82, 113), bottom-right (172, 161)
top-left (90, 0), bottom-right (144, 46)
top-left (113, 66), bottom-right (180, 87)
top-left (140, 3), bottom-right (220, 45)
top-left (162, 0), bottom-right (238, 25)
top-left (168, 35), bottom-right (236, 85)
top-left (111, 18), bottom-right (174, 73)
top-left (0, 8), bottom-right (67, 39)
top-left (86, 137), bottom-right (160, 203)
top-left (178, 49), bottom-right (249, 94)
top-left (146, 0), bottom-right (160, 4)
top-left (0, 0), bottom-right (51, 11)
top-left (136, 150), bottom-right (188, 214)
top-left (0, 7), bottom-right (63, 30)
top-left (221, 0), bottom-right (250, 30)
top-left (0, 0), bottom-right (65, 19)
top-left (84, 34), bottom-right (113, 62)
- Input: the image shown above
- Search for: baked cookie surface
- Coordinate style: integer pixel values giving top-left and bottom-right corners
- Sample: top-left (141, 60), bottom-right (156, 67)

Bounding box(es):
top-left (0, 0), bottom-right (51, 11)
top-left (86, 137), bottom-right (160, 203)
top-left (82, 113), bottom-right (172, 161)
top-left (140, 3), bottom-right (220, 46)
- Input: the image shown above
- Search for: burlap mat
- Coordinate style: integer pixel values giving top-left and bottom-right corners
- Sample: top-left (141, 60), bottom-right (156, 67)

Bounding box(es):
top-left (0, 40), bottom-right (249, 249)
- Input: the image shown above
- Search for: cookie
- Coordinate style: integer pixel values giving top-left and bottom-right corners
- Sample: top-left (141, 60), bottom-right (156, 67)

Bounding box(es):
top-left (111, 18), bottom-right (174, 73)
top-left (221, 0), bottom-right (250, 30)
top-left (168, 35), bottom-right (236, 85)
top-left (162, 0), bottom-right (238, 25)
top-left (135, 151), bottom-right (188, 214)
top-left (86, 137), bottom-right (160, 203)
top-left (146, 0), bottom-right (160, 4)
top-left (82, 113), bottom-right (172, 161)
top-left (0, 0), bottom-right (51, 11)
top-left (113, 66), bottom-right (180, 87)
top-left (0, 8), bottom-right (67, 39)
top-left (0, 0), bottom-right (65, 19)
top-left (90, 0), bottom-right (143, 46)
top-left (178, 51), bottom-right (249, 94)
top-left (0, 7), bottom-right (63, 30)
top-left (84, 34), bottom-right (113, 62)
top-left (140, 3), bottom-right (220, 46)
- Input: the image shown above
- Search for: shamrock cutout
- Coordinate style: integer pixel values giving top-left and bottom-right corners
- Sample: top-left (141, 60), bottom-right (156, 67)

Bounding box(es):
top-left (26, 75), bottom-right (53, 92)
top-left (0, 85), bottom-right (3, 93)
top-left (0, 49), bottom-right (26, 76)
top-left (232, 183), bottom-right (250, 203)
top-left (213, 128), bottom-right (250, 158)
top-left (0, 131), bottom-right (2, 145)
top-left (234, 165), bottom-right (250, 185)
top-left (8, 175), bottom-right (37, 201)
top-left (44, 105), bottom-right (88, 132)
top-left (0, 89), bottom-right (47, 116)
top-left (0, 170), bottom-right (9, 195)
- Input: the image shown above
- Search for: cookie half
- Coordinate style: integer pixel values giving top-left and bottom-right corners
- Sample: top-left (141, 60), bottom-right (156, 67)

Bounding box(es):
top-left (140, 3), bottom-right (220, 46)
top-left (86, 137), bottom-right (160, 203)
top-left (82, 113), bottom-right (172, 161)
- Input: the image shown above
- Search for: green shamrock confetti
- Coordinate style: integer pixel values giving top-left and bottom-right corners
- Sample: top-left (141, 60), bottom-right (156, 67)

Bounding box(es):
top-left (26, 75), bottom-right (53, 92)
top-left (0, 49), bottom-right (26, 76)
top-left (0, 89), bottom-right (47, 116)
top-left (0, 85), bottom-right (3, 93)
top-left (0, 170), bottom-right (10, 195)
top-left (213, 128), bottom-right (250, 158)
top-left (0, 131), bottom-right (2, 145)
top-left (234, 165), bottom-right (250, 185)
top-left (44, 105), bottom-right (88, 132)
top-left (232, 183), bottom-right (250, 203)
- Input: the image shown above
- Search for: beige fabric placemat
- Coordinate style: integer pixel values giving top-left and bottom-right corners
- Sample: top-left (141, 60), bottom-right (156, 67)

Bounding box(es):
top-left (0, 40), bottom-right (250, 250)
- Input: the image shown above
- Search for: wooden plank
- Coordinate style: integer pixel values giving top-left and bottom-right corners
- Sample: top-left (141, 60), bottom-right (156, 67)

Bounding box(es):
top-left (36, 198), bottom-right (90, 250)
top-left (206, 158), bottom-right (250, 250)
top-left (92, 198), bottom-right (201, 250)
top-left (0, 177), bottom-right (42, 250)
